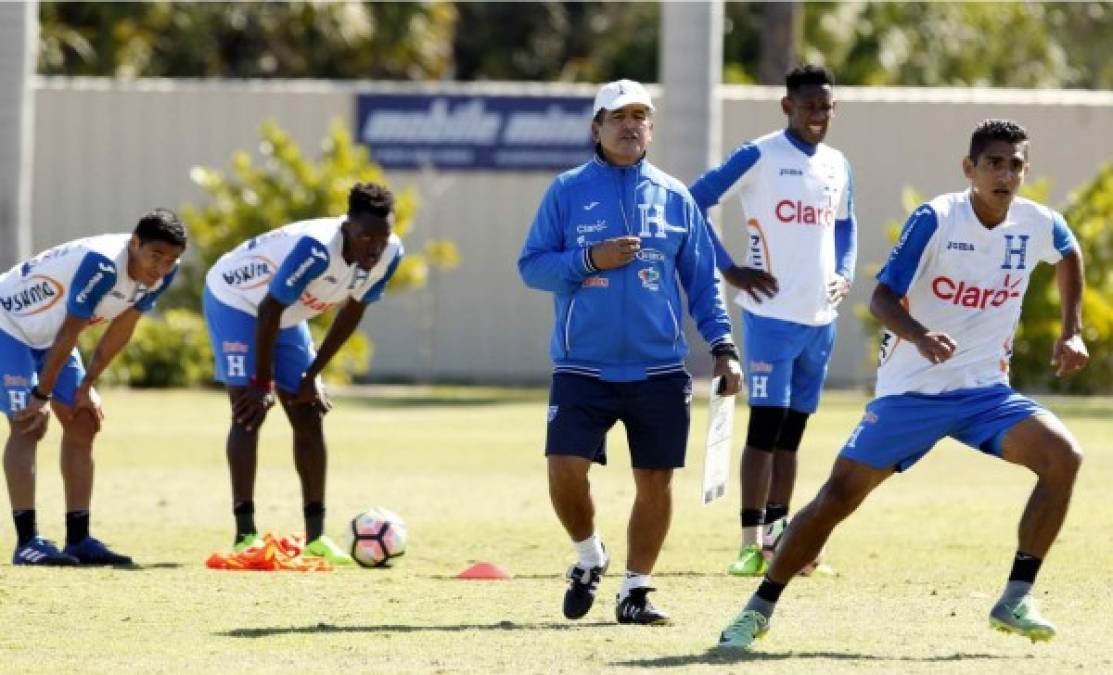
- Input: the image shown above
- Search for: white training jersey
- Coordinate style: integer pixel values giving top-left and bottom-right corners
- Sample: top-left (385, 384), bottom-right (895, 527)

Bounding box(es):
top-left (874, 191), bottom-right (1077, 397)
top-left (205, 217), bottom-right (403, 329)
top-left (0, 234), bottom-right (177, 349)
top-left (691, 130), bottom-right (855, 326)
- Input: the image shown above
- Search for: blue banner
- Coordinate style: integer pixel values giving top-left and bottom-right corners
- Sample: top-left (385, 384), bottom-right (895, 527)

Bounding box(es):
top-left (356, 94), bottom-right (595, 171)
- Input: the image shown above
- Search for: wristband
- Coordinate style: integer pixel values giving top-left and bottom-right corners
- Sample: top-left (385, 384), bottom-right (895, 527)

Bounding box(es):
top-left (710, 343), bottom-right (740, 361)
top-left (249, 375), bottom-right (275, 391)
top-left (30, 385), bottom-right (52, 402)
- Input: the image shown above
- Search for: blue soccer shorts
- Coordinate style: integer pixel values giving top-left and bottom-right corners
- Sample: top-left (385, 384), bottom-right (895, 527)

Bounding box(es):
top-left (0, 328), bottom-right (84, 417)
top-left (545, 371), bottom-right (693, 469)
top-left (203, 286), bottom-right (316, 394)
top-left (839, 384), bottom-right (1048, 472)
top-left (742, 310), bottom-right (836, 413)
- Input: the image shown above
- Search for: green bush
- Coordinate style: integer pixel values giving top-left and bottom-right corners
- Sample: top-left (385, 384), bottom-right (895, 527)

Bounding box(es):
top-left (857, 168), bottom-right (1113, 394)
top-left (126, 118), bottom-right (458, 387)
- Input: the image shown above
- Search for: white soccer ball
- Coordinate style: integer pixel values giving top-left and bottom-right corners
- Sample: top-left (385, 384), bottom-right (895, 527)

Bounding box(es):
top-left (347, 507), bottom-right (407, 568)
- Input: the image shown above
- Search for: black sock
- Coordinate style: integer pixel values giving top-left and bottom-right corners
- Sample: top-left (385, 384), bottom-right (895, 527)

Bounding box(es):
top-left (233, 501), bottom-right (256, 541)
top-left (741, 508), bottom-right (765, 528)
top-left (756, 575), bottom-right (786, 603)
top-left (764, 503), bottom-right (789, 523)
top-left (1008, 550), bottom-right (1043, 583)
top-left (13, 510), bottom-right (37, 546)
top-left (65, 510), bottom-right (90, 546)
top-left (304, 502), bottom-right (325, 542)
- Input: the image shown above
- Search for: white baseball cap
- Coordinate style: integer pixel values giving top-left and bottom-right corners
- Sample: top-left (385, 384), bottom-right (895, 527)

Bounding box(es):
top-left (592, 79), bottom-right (655, 117)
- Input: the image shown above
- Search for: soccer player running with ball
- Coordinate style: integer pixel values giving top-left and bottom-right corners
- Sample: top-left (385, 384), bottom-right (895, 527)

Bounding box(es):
top-left (718, 119), bottom-right (1088, 650)
top-left (203, 183), bottom-right (402, 564)
top-left (519, 79), bottom-right (742, 625)
top-left (1, 210), bottom-right (187, 565)
top-left (688, 64), bottom-right (856, 577)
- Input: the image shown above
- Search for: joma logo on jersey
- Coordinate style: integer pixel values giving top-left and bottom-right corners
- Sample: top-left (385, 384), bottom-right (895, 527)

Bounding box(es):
top-left (0, 277), bottom-right (63, 316)
top-left (222, 256), bottom-right (275, 289)
top-left (931, 273), bottom-right (1022, 309)
top-left (775, 199), bottom-right (834, 226)
top-left (779, 168), bottom-right (803, 176)
top-left (947, 241), bottom-right (976, 251)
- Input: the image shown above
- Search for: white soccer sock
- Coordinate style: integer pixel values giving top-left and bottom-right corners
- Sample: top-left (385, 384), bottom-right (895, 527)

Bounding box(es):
top-left (619, 571), bottom-right (651, 600)
top-left (572, 534), bottom-right (606, 569)
top-left (741, 525), bottom-right (761, 548)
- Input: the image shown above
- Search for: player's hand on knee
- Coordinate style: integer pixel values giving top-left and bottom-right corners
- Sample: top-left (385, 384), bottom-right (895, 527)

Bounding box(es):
top-left (13, 398), bottom-right (51, 437)
top-left (292, 377), bottom-right (332, 415)
top-left (232, 386), bottom-right (275, 431)
top-left (913, 331), bottom-right (957, 365)
top-left (71, 385), bottom-right (104, 433)
top-left (1052, 333), bottom-right (1088, 377)
top-left (726, 266), bottom-right (779, 302)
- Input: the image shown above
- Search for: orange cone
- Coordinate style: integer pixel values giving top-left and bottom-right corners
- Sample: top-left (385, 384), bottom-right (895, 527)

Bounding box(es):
top-left (456, 562), bottom-right (512, 580)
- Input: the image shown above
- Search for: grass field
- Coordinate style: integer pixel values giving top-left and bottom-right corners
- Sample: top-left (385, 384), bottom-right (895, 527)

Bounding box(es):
top-left (1, 386), bottom-right (1111, 674)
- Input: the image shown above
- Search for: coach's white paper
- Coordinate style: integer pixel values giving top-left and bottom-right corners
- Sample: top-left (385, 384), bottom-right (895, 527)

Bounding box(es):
top-left (702, 376), bottom-right (735, 505)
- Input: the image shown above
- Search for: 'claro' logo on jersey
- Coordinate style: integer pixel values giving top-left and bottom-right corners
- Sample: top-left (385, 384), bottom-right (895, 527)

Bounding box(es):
top-left (0, 276), bottom-right (64, 316)
top-left (931, 273), bottom-right (1022, 309)
top-left (775, 199), bottom-right (835, 226)
top-left (222, 256), bottom-right (276, 289)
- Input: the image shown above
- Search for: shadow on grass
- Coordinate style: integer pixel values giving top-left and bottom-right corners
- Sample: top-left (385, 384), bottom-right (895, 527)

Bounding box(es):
top-left (432, 571), bottom-right (722, 581)
top-left (219, 620), bottom-right (614, 638)
top-left (612, 649), bottom-right (1022, 668)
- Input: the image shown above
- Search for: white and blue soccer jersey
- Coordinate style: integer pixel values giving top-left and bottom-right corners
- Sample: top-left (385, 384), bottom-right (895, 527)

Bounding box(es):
top-left (690, 129), bottom-right (856, 327)
top-left (874, 191), bottom-right (1078, 398)
top-left (0, 234), bottom-right (177, 349)
top-left (205, 218), bottom-right (403, 328)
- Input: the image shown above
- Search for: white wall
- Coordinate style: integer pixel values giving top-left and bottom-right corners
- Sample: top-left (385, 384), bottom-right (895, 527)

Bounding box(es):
top-left (30, 77), bottom-right (1113, 385)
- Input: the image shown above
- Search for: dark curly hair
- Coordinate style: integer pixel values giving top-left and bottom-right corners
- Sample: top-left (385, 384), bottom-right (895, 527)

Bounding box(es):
top-left (348, 182), bottom-right (394, 221)
top-left (134, 208), bottom-right (187, 248)
top-left (786, 64), bottom-right (834, 93)
top-left (969, 119), bottom-right (1028, 162)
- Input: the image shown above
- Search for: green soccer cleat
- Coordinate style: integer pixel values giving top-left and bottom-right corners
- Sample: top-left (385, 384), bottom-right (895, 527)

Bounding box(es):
top-left (302, 535), bottom-right (355, 565)
top-left (717, 609), bottom-right (769, 650)
top-left (989, 595), bottom-right (1057, 643)
top-left (233, 533), bottom-right (263, 553)
top-left (727, 544), bottom-right (768, 577)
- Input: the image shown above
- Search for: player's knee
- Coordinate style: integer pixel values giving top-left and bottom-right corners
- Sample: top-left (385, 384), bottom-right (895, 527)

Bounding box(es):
top-left (815, 477), bottom-right (866, 519)
top-left (62, 414), bottom-right (99, 444)
top-left (746, 406), bottom-right (788, 452)
top-left (775, 409), bottom-right (810, 452)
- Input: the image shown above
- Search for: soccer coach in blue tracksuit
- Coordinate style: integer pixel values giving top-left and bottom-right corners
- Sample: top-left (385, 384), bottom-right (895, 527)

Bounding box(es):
top-left (519, 79), bottom-right (742, 626)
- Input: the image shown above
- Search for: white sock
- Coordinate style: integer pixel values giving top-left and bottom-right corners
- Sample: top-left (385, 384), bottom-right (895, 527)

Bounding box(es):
top-left (619, 571), bottom-right (651, 600)
top-left (741, 525), bottom-right (761, 548)
top-left (572, 534), bottom-right (606, 568)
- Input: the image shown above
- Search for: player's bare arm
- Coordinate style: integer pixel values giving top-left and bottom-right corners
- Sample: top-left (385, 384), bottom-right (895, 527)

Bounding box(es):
top-left (233, 294), bottom-right (283, 430)
top-left (12, 312), bottom-right (88, 434)
top-left (722, 265), bottom-right (779, 303)
top-left (290, 298), bottom-right (368, 411)
top-left (72, 307), bottom-right (144, 430)
top-left (589, 236), bottom-right (641, 270)
top-left (870, 282), bottom-right (957, 365)
top-left (1052, 250), bottom-right (1088, 377)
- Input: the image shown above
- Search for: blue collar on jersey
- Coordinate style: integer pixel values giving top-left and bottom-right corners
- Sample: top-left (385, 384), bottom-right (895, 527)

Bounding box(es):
top-left (783, 128), bottom-right (818, 157)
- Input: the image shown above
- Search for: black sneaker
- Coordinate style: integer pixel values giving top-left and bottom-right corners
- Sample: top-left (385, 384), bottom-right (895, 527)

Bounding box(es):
top-left (563, 554), bottom-right (609, 620)
top-left (615, 587), bottom-right (671, 625)
top-left (62, 536), bottom-right (134, 566)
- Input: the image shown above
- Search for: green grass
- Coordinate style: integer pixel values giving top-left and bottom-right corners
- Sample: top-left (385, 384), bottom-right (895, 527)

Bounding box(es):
top-left (1, 387), bottom-right (1111, 674)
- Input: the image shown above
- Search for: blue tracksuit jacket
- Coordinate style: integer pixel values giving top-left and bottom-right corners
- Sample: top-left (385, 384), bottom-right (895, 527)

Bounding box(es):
top-left (518, 153), bottom-right (734, 382)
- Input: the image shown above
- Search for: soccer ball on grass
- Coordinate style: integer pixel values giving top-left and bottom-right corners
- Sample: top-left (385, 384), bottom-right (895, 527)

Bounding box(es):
top-left (347, 507), bottom-right (407, 568)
